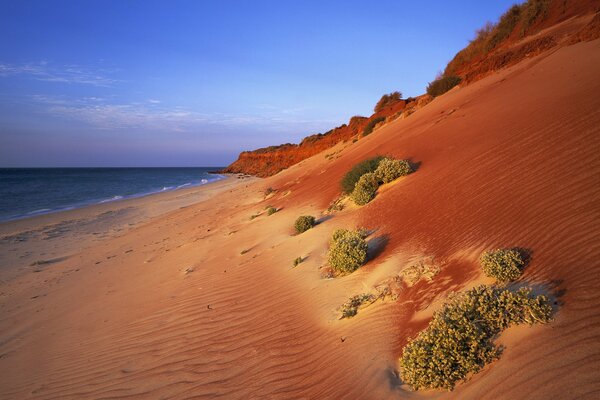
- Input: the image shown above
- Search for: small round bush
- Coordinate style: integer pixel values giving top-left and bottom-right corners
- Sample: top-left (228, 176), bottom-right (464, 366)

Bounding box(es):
top-left (266, 206), bottom-right (277, 215)
top-left (328, 229), bottom-right (368, 274)
top-left (480, 248), bottom-right (525, 282)
top-left (374, 158), bottom-right (412, 183)
top-left (351, 172), bottom-right (379, 205)
top-left (294, 215), bottom-right (316, 233)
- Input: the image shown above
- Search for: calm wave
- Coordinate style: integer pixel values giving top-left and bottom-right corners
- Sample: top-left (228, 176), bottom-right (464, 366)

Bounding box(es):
top-left (0, 167), bottom-right (224, 222)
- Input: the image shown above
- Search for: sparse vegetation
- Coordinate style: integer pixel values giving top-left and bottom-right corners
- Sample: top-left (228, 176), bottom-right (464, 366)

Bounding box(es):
top-left (249, 213), bottom-right (260, 220)
top-left (400, 285), bottom-right (553, 391)
top-left (400, 258), bottom-right (440, 286)
top-left (444, 0), bottom-right (551, 77)
top-left (264, 187), bottom-right (276, 197)
top-left (340, 156), bottom-right (385, 194)
top-left (339, 293), bottom-right (376, 319)
top-left (351, 172), bottom-right (379, 205)
top-left (266, 206), bottom-right (277, 215)
top-left (29, 259), bottom-right (50, 266)
top-left (426, 76), bottom-right (462, 97)
top-left (293, 256), bottom-right (303, 267)
top-left (294, 215), bottom-right (316, 233)
top-left (325, 195), bottom-right (345, 213)
top-left (362, 117), bottom-right (386, 136)
top-left (374, 91), bottom-right (402, 113)
top-left (342, 156), bottom-right (415, 205)
top-left (480, 248), bottom-right (526, 282)
top-left (328, 229), bottom-right (368, 274)
top-left (374, 158), bottom-right (412, 183)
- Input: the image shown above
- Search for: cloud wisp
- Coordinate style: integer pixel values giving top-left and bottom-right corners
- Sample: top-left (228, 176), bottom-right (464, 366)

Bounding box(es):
top-left (28, 95), bottom-right (338, 134)
top-left (0, 61), bottom-right (119, 87)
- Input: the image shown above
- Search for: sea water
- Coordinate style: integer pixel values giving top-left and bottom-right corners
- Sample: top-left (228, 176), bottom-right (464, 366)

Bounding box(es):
top-left (0, 167), bottom-right (224, 222)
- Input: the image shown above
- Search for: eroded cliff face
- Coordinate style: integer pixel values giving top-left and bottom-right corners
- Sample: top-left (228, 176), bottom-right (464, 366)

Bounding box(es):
top-left (222, 99), bottom-right (410, 177)
top-left (445, 0), bottom-right (600, 83)
top-left (223, 0), bottom-right (600, 178)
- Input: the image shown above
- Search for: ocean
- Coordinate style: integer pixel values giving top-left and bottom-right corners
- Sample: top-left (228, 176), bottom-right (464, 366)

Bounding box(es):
top-left (0, 167), bottom-right (224, 222)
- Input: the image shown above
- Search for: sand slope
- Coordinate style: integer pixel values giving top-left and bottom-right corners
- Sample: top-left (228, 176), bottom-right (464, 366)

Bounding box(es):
top-left (0, 39), bottom-right (599, 399)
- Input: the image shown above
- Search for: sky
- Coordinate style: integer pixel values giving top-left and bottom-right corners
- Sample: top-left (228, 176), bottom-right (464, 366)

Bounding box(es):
top-left (0, 0), bottom-right (518, 167)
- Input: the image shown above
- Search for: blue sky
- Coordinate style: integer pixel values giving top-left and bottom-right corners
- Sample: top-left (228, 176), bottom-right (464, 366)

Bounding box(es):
top-left (0, 0), bottom-right (517, 167)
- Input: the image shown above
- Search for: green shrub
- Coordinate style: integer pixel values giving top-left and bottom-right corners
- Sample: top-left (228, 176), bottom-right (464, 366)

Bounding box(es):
top-left (339, 293), bottom-right (376, 319)
top-left (362, 116), bottom-right (386, 136)
top-left (400, 285), bottom-right (552, 391)
top-left (293, 256), bottom-right (303, 267)
top-left (480, 248), bottom-right (525, 282)
top-left (266, 206), bottom-right (277, 215)
top-left (426, 76), bottom-right (462, 97)
top-left (294, 215), bottom-right (316, 233)
top-left (328, 229), bottom-right (368, 274)
top-left (374, 158), bottom-right (412, 183)
top-left (351, 172), bottom-right (379, 205)
top-left (340, 156), bottom-right (385, 194)
top-left (374, 91), bottom-right (402, 113)
top-left (486, 4), bottom-right (522, 51)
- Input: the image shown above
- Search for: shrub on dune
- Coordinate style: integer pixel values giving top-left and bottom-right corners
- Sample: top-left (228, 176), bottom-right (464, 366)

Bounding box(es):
top-left (362, 116), bottom-right (386, 136)
top-left (480, 248), bottom-right (525, 282)
top-left (426, 76), bottom-right (461, 97)
top-left (266, 206), bottom-right (277, 215)
top-left (351, 172), bottom-right (379, 205)
top-left (374, 158), bottom-right (412, 183)
top-left (399, 285), bottom-right (553, 391)
top-left (341, 156), bottom-right (385, 194)
top-left (294, 215), bottom-right (316, 233)
top-left (328, 229), bottom-right (368, 274)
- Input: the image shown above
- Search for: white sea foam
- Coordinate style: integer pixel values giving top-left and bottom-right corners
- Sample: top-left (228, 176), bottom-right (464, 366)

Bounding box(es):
top-left (27, 208), bottom-right (52, 214)
top-left (99, 195), bottom-right (124, 203)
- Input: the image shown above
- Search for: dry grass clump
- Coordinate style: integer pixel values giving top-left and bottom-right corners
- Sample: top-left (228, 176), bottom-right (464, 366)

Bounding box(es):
top-left (294, 215), bottom-right (316, 233)
top-left (292, 256), bottom-right (303, 267)
top-left (426, 76), bottom-right (461, 97)
top-left (351, 172), bottom-right (379, 205)
top-left (374, 158), bottom-right (412, 183)
top-left (339, 293), bottom-right (376, 319)
top-left (264, 187), bottom-right (276, 198)
top-left (328, 229), bottom-right (368, 274)
top-left (325, 195), bottom-right (345, 214)
top-left (400, 285), bottom-right (553, 391)
top-left (374, 91), bottom-right (402, 112)
top-left (400, 259), bottom-right (440, 286)
top-left (480, 248), bottom-right (525, 282)
top-left (362, 116), bottom-right (386, 136)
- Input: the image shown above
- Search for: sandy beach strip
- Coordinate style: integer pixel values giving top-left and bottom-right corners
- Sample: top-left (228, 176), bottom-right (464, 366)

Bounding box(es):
top-left (0, 175), bottom-right (253, 281)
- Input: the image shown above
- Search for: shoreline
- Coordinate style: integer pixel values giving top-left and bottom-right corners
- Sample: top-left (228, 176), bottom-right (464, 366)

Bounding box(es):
top-left (0, 174), bottom-right (256, 280)
top-left (0, 171), bottom-right (228, 224)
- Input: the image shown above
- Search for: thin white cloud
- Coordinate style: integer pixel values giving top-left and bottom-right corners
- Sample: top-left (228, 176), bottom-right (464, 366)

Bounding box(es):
top-left (27, 95), bottom-right (338, 134)
top-left (0, 61), bottom-right (119, 87)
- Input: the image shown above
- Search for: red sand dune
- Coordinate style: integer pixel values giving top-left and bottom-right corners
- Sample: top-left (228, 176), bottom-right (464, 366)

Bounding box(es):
top-left (1, 9), bottom-right (600, 400)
